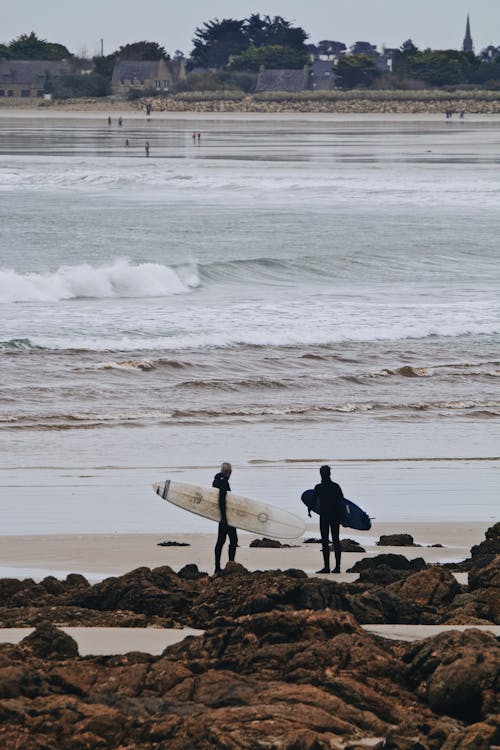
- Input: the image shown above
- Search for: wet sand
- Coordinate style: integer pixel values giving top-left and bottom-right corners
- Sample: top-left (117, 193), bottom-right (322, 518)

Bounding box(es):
top-left (0, 521), bottom-right (486, 582)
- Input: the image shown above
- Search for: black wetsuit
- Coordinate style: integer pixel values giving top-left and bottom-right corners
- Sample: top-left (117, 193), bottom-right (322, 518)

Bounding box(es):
top-left (313, 479), bottom-right (343, 572)
top-left (213, 472), bottom-right (238, 571)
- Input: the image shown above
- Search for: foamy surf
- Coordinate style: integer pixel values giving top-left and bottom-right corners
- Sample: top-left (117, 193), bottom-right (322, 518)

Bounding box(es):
top-left (0, 258), bottom-right (199, 303)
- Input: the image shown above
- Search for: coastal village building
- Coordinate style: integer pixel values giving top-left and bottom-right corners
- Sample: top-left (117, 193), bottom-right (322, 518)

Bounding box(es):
top-left (0, 59), bottom-right (72, 98)
top-left (463, 14), bottom-right (474, 53)
top-left (111, 58), bottom-right (185, 95)
top-left (255, 62), bottom-right (337, 92)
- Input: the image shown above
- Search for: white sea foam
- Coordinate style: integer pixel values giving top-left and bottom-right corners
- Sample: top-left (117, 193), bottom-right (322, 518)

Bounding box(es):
top-left (0, 258), bottom-right (199, 303)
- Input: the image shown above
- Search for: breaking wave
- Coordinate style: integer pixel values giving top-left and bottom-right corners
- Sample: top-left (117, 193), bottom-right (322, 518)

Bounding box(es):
top-left (0, 258), bottom-right (199, 303)
top-left (3, 399), bottom-right (499, 430)
top-left (0, 338), bottom-right (45, 351)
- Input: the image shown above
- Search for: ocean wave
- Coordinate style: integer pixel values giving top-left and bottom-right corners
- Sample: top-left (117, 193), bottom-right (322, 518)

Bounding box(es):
top-left (175, 377), bottom-right (292, 391)
top-left (92, 359), bottom-right (156, 372)
top-left (0, 338), bottom-right (45, 351)
top-left (374, 363), bottom-right (500, 379)
top-left (0, 258), bottom-right (199, 303)
top-left (3, 397), bottom-right (500, 429)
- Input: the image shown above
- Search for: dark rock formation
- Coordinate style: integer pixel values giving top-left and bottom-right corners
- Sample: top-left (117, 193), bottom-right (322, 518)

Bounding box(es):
top-left (304, 538), bottom-right (366, 552)
top-left (0, 610), bottom-right (498, 749)
top-left (444, 522), bottom-right (500, 573)
top-left (347, 554), bottom-right (427, 585)
top-left (21, 622), bottom-right (79, 659)
top-left (377, 534), bottom-right (421, 547)
top-left (249, 537), bottom-right (293, 548)
top-left (342, 538), bottom-right (366, 553)
top-left (403, 628), bottom-right (499, 724)
top-left (0, 524), bottom-right (498, 747)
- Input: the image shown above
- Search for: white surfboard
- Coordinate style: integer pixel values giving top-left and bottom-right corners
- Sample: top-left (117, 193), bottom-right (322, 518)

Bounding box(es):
top-left (153, 480), bottom-right (305, 539)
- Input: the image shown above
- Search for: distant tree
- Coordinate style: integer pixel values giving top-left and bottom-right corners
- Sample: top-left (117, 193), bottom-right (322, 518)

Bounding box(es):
top-left (191, 18), bottom-right (248, 68)
top-left (400, 39), bottom-right (419, 56)
top-left (245, 14), bottom-right (308, 50)
top-left (470, 57), bottom-right (500, 86)
top-left (230, 44), bottom-right (308, 71)
top-left (334, 54), bottom-right (380, 88)
top-left (393, 49), bottom-right (476, 86)
top-left (317, 40), bottom-right (346, 57)
top-left (190, 14), bottom-right (308, 68)
top-left (8, 32), bottom-right (72, 60)
top-left (48, 72), bottom-right (110, 99)
top-left (93, 52), bottom-right (117, 79)
top-left (0, 43), bottom-right (12, 58)
top-left (114, 41), bottom-right (168, 60)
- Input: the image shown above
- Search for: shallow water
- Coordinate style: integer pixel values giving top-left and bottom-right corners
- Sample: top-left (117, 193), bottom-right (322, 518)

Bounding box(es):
top-left (0, 112), bottom-right (498, 532)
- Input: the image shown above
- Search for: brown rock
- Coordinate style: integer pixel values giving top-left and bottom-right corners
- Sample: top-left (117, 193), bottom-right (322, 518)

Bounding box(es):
top-left (21, 622), bottom-right (79, 659)
top-left (377, 534), bottom-right (420, 547)
top-left (249, 537), bottom-right (293, 548)
top-left (342, 539), bottom-right (367, 553)
top-left (404, 629), bottom-right (500, 723)
top-left (391, 567), bottom-right (461, 608)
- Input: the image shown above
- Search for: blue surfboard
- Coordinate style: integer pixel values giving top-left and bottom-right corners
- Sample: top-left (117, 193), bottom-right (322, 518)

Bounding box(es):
top-left (301, 489), bottom-right (371, 531)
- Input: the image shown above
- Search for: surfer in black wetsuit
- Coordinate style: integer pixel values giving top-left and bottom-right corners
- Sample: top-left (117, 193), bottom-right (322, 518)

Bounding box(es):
top-left (309, 465), bottom-right (343, 574)
top-left (213, 462), bottom-right (238, 574)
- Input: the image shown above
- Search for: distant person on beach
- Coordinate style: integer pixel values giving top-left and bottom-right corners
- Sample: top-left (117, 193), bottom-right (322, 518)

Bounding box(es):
top-left (145, 141), bottom-right (150, 157)
top-left (197, 132), bottom-right (201, 143)
top-left (306, 465), bottom-right (343, 574)
top-left (118, 116), bottom-right (123, 126)
top-left (213, 462), bottom-right (238, 573)
top-left (107, 116), bottom-right (111, 125)
top-left (125, 139), bottom-right (129, 147)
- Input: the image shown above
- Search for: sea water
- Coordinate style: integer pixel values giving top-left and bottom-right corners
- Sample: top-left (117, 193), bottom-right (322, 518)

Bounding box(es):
top-left (0, 111), bottom-right (498, 534)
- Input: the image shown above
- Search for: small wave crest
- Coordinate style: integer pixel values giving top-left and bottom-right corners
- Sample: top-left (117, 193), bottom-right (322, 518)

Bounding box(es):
top-left (0, 338), bottom-right (44, 352)
top-left (0, 258), bottom-right (200, 303)
top-left (92, 359), bottom-right (156, 372)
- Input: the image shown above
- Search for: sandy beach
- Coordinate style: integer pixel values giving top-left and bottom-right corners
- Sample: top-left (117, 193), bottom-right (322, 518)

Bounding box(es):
top-left (0, 522), bottom-right (487, 581)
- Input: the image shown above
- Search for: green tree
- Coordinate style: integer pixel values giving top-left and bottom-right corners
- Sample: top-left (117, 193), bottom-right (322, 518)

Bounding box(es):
top-left (114, 41), bottom-right (168, 60)
top-left (48, 72), bottom-right (110, 99)
top-left (191, 18), bottom-right (248, 68)
top-left (8, 32), bottom-right (72, 60)
top-left (393, 47), bottom-right (477, 86)
top-left (230, 44), bottom-right (308, 71)
top-left (334, 54), bottom-right (380, 88)
top-left (190, 14), bottom-right (308, 68)
top-left (245, 14), bottom-right (308, 50)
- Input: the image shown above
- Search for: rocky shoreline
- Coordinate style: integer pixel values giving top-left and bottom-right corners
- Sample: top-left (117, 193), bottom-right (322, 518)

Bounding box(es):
top-left (0, 523), bottom-right (498, 749)
top-left (3, 91), bottom-right (500, 114)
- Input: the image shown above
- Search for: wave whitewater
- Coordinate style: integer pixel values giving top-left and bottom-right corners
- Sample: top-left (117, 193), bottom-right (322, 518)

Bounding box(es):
top-left (0, 258), bottom-right (199, 303)
top-left (3, 399), bottom-right (499, 429)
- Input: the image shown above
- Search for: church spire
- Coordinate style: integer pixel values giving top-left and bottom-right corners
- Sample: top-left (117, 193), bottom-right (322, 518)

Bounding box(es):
top-left (463, 14), bottom-right (473, 53)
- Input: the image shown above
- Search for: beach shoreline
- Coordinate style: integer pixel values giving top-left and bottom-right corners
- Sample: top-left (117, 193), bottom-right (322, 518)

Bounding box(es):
top-left (2, 93), bottom-right (500, 115)
top-left (0, 521), bottom-right (488, 581)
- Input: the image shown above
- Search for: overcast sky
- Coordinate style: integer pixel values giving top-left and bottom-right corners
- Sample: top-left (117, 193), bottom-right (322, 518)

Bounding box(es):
top-left (3, 0), bottom-right (500, 57)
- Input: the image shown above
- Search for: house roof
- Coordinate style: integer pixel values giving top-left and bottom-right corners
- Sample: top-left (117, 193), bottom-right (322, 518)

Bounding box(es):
top-left (111, 60), bottom-right (164, 83)
top-left (0, 59), bottom-right (72, 84)
top-left (255, 68), bottom-right (309, 93)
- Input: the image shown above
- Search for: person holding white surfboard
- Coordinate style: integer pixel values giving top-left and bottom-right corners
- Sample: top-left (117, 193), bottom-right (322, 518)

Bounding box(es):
top-left (310, 465), bottom-right (343, 574)
top-left (213, 462), bottom-right (238, 574)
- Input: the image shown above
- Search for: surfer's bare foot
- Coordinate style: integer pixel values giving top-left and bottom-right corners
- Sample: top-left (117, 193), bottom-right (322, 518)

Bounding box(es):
top-left (316, 568), bottom-right (330, 574)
